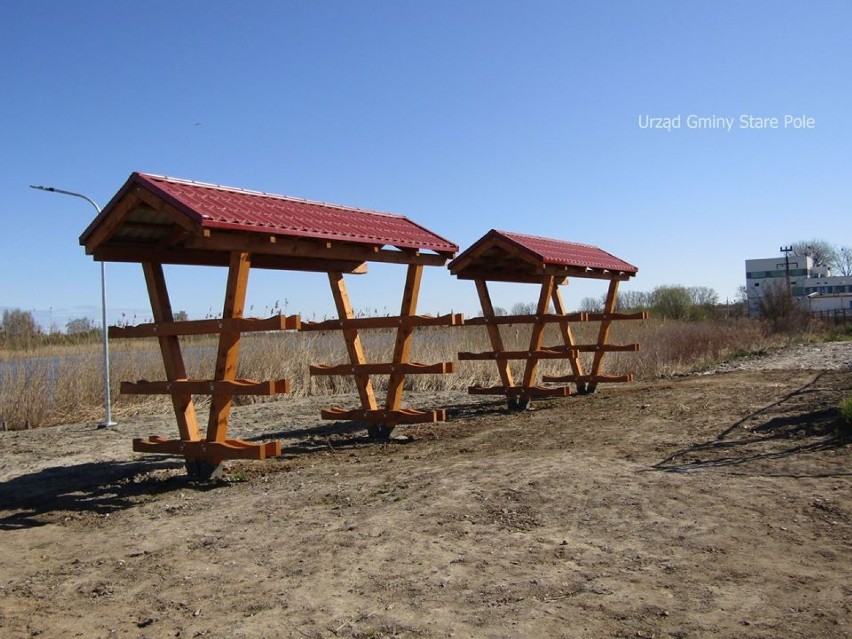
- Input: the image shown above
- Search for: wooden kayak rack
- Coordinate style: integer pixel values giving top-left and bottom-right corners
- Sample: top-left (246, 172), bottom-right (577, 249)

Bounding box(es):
top-left (302, 268), bottom-right (462, 439)
top-left (449, 230), bottom-right (646, 409)
top-left (80, 172), bottom-right (457, 477)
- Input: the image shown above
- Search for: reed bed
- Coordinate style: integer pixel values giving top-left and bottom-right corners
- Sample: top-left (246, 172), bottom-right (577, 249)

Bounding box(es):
top-left (0, 318), bottom-right (805, 430)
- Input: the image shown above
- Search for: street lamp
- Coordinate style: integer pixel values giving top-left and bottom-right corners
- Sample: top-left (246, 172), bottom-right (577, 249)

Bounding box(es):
top-left (30, 184), bottom-right (116, 428)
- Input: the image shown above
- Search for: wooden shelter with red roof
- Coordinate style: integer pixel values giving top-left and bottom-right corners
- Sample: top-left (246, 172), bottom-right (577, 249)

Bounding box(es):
top-left (449, 230), bottom-right (645, 409)
top-left (82, 172), bottom-right (458, 477)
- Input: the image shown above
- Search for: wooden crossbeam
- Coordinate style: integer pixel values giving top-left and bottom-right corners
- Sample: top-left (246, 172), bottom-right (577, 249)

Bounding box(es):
top-left (110, 314), bottom-right (301, 338)
top-left (468, 385), bottom-right (571, 398)
top-left (563, 344), bottom-right (639, 352)
top-left (459, 349), bottom-right (579, 361)
top-left (584, 311), bottom-right (648, 321)
top-left (310, 362), bottom-right (454, 376)
top-left (300, 313), bottom-right (463, 331)
top-left (458, 344), bottom-right (639, 361)
top-left (464, 312), bottom-right (586, 325)
top-left (133, 435), bottom-right (281, 461)
top-left (93, 243), bottom-right (369, 274)
top-left (187, 231), bottom-right (451, 267)
top-left (542, 373), bottom-right (635, 384)
top-left (121, 379), bottom-right (290, 396)
top-left (320, 407), bottom-right (446, 425)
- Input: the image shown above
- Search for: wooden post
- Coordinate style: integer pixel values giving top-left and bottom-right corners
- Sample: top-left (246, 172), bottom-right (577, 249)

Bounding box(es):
top-left (207, 251), bottom-right (251, 442)
top-left (328, 272), bottom-right (378, 412)
top-left (589, 278), bottom-right (620, 392)
top-left (551, 282), bottom-right (587, 393)
top-left (475, 279), bottom-right (515, 391)
top-left (520, 276), bottom-right (556, 402)
top-left (142, 262), bottom-right (200, 442)
top-left (385, 264), bottom-right (423, 417)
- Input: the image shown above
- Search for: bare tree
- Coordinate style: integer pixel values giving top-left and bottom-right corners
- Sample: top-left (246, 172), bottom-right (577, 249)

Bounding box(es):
top-left (617, 290), bottom-right (650, 310)
top-left (792, 239), bottom-right (839, 269)
top-left (836, 247), bottom-right (852, 276)
top-left (580, 297), bottom-right (603, 313)
top-left (687, 286), bottom-right (719, 306)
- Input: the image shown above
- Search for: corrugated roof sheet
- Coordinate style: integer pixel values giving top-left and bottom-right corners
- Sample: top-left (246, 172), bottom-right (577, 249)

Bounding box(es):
top-left (499, 231), bottom-right (638, 274)
top-left (86, 172), bottom-right (457, 253)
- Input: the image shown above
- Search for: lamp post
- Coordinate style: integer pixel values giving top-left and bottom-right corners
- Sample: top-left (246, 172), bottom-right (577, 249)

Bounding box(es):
top-left (30, 185), bottom-right (116, 428)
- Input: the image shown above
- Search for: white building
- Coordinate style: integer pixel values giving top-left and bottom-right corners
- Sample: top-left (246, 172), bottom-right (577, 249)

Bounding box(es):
top-left (745, 254), bottom-right (852, 317)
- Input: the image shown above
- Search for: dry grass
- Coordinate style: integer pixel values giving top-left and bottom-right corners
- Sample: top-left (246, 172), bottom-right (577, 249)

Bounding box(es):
top-left (0, 318), bottom-right (813, 431)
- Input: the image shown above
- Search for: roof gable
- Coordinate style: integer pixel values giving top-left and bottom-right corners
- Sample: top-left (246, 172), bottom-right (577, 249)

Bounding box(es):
top-left (80, 173), bottom-right (457, 272)
top-left (449, 229), bottom-right (638, 282)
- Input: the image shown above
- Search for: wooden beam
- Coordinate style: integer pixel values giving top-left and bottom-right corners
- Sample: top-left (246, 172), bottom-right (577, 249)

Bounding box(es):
top-left (121, 379), bottom-right (290, 396)
top-left (589, 279), bottom-right (620, 392)
top-left (551, 283), bottom-right (586, 392)
top-left (520, 276), bottom-right (556, 391)
top-left (584, 311), bottom-right (648, 321)
top-left (135, 188), bottom-right (203, 234)
top-left (464, 312), bottom-right (586, 326)
top-left (207, 251), bottom-right (251, 442)
top-left (458, 349), bottom-right (570, 361)
top-left (300, 313), bottom-right (463, 331)
top-left (327, 272), bottom-right (378, 412)
top-left (474, 279), bottom-right (515, 390)
top-left (310, 362), bottom-right (454, 376)
top-left (186, 231), bottom-right (450, 267)
top-left (385, 264), bottom-right (423, 415)
top-left (542, 373), bottom-right (634, 384)
top-left (320, 407), bottom-right (446, 425)
top-left (132, 435), bottom-right (281, 461)
top-left (83, 191), bottom-right (142, 254)
top-left (110, 314), bottom-right (301, 339)
top-left (92, 244), bottom-right (368, 274)
top-left (468, 385), bottom-right (571, 398)
top-left (142, 262), bottom-right (200, 442)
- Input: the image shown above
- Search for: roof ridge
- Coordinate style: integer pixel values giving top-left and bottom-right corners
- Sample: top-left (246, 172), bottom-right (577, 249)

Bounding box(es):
top-left (498, 229), bottom-right (600, 250)
top-left (139, 172), bottom-right (408, 220)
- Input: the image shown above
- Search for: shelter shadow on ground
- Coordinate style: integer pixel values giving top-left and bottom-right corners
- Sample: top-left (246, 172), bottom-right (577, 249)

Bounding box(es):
top-left (652, 370), bottom-right (851, 475)
top-left (0, 458), bottom-right (204, 530)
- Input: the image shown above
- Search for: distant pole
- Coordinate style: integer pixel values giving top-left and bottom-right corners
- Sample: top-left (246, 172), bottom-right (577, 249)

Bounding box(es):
top-left (30, 185), bottom-right (116, 428)
top-left (780, 245), bottom-right (793, 296)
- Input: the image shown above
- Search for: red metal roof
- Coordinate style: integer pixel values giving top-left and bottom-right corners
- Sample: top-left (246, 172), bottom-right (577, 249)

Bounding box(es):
top-left (85, 172), bottom-right (457, 253)
top-left (499, 231), bottom-right (638, 274)
top-left (449, 229), bottom-right (638, 280)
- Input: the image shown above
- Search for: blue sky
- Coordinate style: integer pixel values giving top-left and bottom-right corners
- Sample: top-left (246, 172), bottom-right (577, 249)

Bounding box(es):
top-left (2, 1), bottom-right (850, 328)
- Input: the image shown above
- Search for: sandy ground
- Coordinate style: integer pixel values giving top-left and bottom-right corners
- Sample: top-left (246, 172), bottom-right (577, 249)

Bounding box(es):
top-left (0, 342), bottom-right (850, 638)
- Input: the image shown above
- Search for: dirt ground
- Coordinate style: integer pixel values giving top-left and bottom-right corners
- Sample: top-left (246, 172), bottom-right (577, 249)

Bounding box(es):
top-left (1, 342), bottom-right (850, 638)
